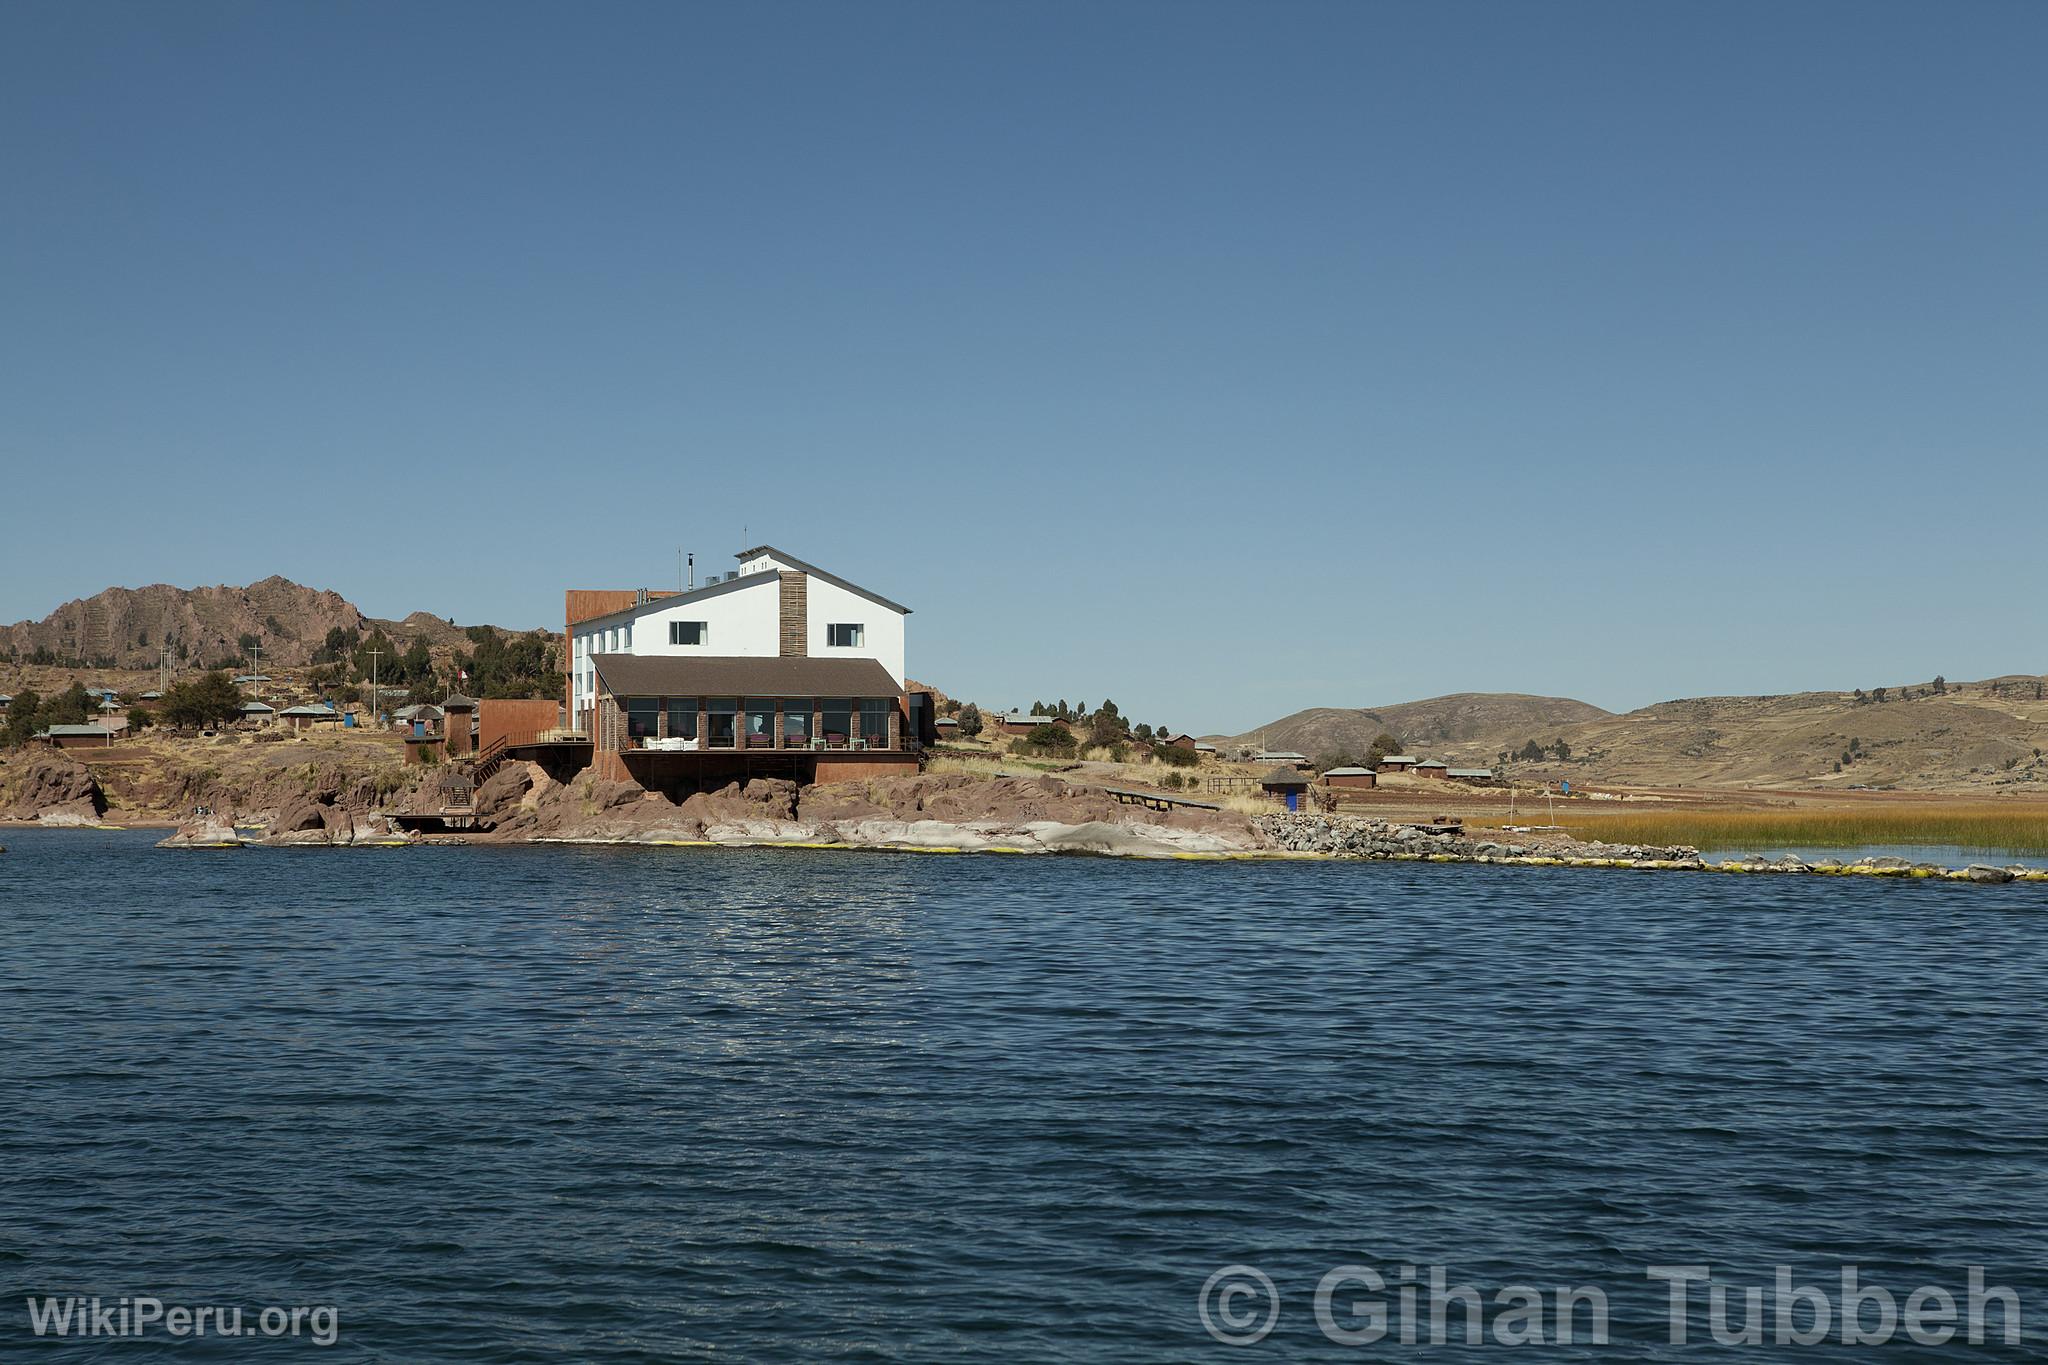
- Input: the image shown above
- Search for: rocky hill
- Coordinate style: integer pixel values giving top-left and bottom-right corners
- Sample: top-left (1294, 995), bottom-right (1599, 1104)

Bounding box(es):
top-left (0, 578), bottom-right (545, 671)
top-left (1213, 693), bottom-right (1611, 761)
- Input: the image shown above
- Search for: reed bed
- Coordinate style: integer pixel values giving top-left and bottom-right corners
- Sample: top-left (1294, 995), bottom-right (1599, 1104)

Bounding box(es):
top-left (1548, 805), bottom-right (2048, 854)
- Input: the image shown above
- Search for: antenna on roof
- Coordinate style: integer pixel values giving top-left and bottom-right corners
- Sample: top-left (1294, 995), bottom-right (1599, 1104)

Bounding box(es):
top-left (687, 552), bottom-right (694, 590)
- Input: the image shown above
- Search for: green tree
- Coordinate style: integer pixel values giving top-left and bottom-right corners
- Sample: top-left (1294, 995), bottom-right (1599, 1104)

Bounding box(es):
top-left (1021, 723), bottom-right (1077, 757)
top-left (956, 703), bottom-right (983, 738)
top-left (2, 689), bottom-right (43, 748)
top-left (160, 671), bottom-right (245, 729)
top-left (128, 706), bottom-right (155, 733)
top-left (43, 683), bottom-right (96, 728)
top-left (1365, 732), bottom-right (1403, 766)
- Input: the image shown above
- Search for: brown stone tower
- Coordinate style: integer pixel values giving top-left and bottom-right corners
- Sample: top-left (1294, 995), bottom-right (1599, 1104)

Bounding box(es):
top-left (442, 692), bottom-right (477, 756)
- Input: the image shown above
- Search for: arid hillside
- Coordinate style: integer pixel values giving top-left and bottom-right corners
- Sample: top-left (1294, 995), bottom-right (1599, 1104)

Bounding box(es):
top-left (1219, 675), bottom-right (2048, 791)
top-left (1213, 693), bottom-right (1611, 761)
top-left (1532, 675), bottom-right (2048, 791)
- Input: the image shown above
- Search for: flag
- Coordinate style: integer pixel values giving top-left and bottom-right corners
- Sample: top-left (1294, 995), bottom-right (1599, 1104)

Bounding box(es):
top-left (459, 668), bottom-right (469, 681)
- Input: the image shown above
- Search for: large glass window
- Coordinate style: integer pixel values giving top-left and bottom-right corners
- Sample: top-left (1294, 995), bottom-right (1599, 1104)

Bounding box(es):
top-left (821, 699), bottom-right (853, 748)
top-left (707, 698), bottom-right (737, 748)
top-left (667, 698), bottom-right (698, 741)
top-left (827, 623), bottom-right (864, 648)
top-left (743, 700), bottom-right (775, 748)
top-left (860, 698), bottom-right (891, 747)
top-left (782, 698), bottom-right (813, 748)
top-left (626, 698), bottom-right (659, 742)
top-left (669, 621), bottom-right (707, 646)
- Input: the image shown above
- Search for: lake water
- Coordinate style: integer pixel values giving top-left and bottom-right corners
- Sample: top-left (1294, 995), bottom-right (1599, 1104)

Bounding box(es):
top-left (4, 828), bottom-right (2045, 1359)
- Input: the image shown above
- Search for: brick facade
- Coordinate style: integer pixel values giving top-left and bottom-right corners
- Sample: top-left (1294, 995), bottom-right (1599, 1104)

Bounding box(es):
top-left (778, 571), bottom-right (807, 657)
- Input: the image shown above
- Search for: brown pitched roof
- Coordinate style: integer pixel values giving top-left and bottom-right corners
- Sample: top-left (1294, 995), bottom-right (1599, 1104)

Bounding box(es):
top-left (591, 654), bottom-right (902, 699)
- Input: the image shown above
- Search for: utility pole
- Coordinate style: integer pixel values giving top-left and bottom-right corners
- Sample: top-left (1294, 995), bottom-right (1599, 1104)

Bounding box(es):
top-left (366, 648), bottom-right (384, 724)
top-left (159, 645), bottom-right (171, 695)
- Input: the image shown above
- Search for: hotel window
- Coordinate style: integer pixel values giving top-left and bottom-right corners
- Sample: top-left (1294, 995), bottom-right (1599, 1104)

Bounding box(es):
top-left (743, 700), bottom-right (775, 748)
top-left (860, 698), bottom-right (891, 745)
top-left (782, 698), bottom-right (813, 747)
top-left (670, 621), bottom-right (708, 646)
top-left (707, 698), bottom-right (737, 748)
top-left (666, 699), bottom-right (698, 741)
top-left (821, 698), bottom-right (853, 747)
top-left (626, 698), bottom-right (659, 741)
top-left (826, 623), bottom-right (864, 648)
top-left (622, 624), bottom-right (632, 650)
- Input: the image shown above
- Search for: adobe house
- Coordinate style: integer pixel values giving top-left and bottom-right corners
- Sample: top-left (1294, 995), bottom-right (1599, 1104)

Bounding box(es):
top-left (238, 701), bottom-right (276, 727)
top-left (562, 545), bottom-right (924, 793)
top-left (1163, 732), bottom-right (1197, 750)
top-left (1415, 760), bottom-right (1450, 779)
top-left (1448, 767), bottom-right (1496, 784)
top-left (279, 703), bottom-right (341, 732)
top-left (1374, 754), bottom-right (1418, 773)
top-left (1258, 767), bottom-right (1311, 811)
top-left (42, 724), bottom-right (116, 750)
top-left (1323, 766), bottom-right (1377, 789)
top-left (1001, 712), bottom-right (1066, 735)
top-left (1252, 750), bottom-right (1313, 771)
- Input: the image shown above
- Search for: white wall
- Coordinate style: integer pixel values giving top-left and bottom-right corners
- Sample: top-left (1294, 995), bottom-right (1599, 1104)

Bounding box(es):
top-left (806, 575), bottom-right (906, 686)
top-left (627, 575), bottom-right (781, 659)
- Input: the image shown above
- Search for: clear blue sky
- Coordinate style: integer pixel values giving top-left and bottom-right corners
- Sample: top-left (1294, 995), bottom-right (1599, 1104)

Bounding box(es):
top-left (4, 1), bottom-right (2042, 733)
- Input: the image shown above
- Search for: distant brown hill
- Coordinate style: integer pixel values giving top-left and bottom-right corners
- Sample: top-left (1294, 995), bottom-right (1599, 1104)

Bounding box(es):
top-left (1540, 675), bottom-right (2048, 790)
top-left (1217, 676), bottom-right (2048, 791)
top-left (1212, 693), bottom-right (1612, 761)
top-left (0, 577), bottom-right (545, 670)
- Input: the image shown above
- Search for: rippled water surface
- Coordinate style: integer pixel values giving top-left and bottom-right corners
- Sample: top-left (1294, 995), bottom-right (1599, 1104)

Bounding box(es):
top-left (4, 829), bottom-right (2045, 1359)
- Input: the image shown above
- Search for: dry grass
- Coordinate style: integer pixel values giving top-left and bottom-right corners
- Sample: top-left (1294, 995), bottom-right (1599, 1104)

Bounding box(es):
top-left (1550, 805), bottom-right (2048, 854)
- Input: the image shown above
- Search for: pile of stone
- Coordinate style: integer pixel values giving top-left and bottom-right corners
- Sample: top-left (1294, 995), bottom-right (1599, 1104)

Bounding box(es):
top-left (1252, 812), bottom-right (1701, 865)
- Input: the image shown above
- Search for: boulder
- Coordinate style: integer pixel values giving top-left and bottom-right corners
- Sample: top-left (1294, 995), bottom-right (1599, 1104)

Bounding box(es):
top-left (473, 762), bottom-right (536, 818)
top-left (4, 751), bottom-right (107, 824)
top-left (1964, 864), bottom-right (2014, 885)
top-left (157, 815), bottom-right (243, 848)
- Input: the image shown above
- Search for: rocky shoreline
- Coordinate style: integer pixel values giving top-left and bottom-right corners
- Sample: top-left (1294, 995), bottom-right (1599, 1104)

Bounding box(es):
top-left (1252, 813), bottom-right (2048, 884)
top-left (141, 764), bottom-right (2048, 884)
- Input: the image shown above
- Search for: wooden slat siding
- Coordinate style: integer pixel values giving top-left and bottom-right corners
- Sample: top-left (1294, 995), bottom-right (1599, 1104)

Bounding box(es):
top-left (778, 572), bottom-right (806, 657)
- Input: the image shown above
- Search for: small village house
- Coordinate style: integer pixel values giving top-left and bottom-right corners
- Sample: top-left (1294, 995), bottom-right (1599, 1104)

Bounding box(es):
top-left (1258, 767), bottom-right (1311, 811)
top-left (279, 702), bottom-right (343, 733)
top-left (1163, 733), bottom-right (1197, 751)
top-left (1192, 741), bottom-right (1217, 758)
top-left (41, 724), bottom-right (116, 749)
top-left (1375, 754), bottom-right (1418, 773)
top-left (1448, 767), bottom-right (1495, 784)
top-left (238, 701), bottom-right (276, 727)
top-left (1415, 760), bottom-right (1449, 779)
top-left (1252, 750), bottom-right (1313, 771)
top-left (1323, 766), bottom-right (1377, 789)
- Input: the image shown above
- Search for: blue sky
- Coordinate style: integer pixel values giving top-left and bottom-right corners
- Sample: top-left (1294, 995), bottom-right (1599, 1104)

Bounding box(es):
top-left (3, 1), bottom-right (2042, 733)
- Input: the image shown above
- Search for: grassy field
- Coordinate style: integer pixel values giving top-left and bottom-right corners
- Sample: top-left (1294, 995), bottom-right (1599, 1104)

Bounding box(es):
top-left (1547, 804), bottom-right (2048, 854)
